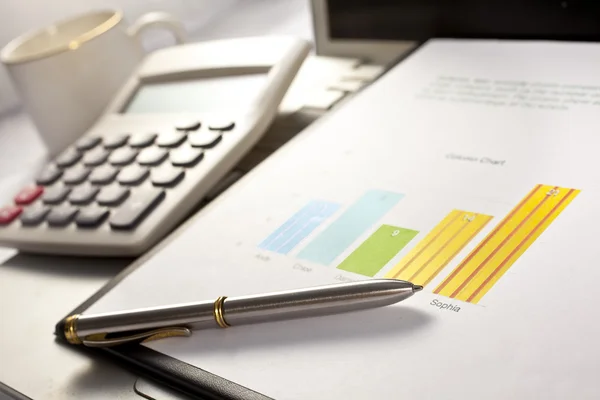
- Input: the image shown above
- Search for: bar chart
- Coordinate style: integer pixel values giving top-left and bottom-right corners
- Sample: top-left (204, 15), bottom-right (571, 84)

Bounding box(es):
top-left (257, 183), bottom-right (580, 305)
top-left (258, 200), bottom-right (340, 255)
top-left (434, 184), bottom-right (580, 304)
top-left (385, 210), bottom-right (492, 286)
top-left (336, 225), bottom-right (418, 277)
top-left (296, 190), bottom-right (405, 265)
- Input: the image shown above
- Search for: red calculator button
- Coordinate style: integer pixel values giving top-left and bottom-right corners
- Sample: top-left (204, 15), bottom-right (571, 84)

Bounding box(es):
top-left (14, 186), bottom-right (44, 205)
top-left (0, 205), bottom-right (23, 225)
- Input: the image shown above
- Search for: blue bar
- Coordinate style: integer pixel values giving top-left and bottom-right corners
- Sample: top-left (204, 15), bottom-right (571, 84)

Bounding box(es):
top-left (297, 190), bottom-right (405, 265)
top-left (258, 200), bottom-right (340, 254)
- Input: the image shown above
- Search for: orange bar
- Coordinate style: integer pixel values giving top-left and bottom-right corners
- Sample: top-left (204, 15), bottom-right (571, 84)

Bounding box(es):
top-left (434, 185), bottom-right (580, 304)
top-left (385, 210), bottom-right (492, 286)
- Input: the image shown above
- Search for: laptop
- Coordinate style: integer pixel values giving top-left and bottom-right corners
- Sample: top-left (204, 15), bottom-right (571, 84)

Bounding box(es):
top-left (313, 0), bottom-right (600, 62)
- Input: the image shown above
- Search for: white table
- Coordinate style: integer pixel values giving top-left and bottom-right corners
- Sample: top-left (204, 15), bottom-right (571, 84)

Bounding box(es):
top-left (0, 250), bottom-right (136, 399)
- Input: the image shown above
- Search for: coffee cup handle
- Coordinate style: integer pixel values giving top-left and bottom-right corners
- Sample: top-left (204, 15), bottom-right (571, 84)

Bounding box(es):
top-left (127, 11), bottom-right (186, 45)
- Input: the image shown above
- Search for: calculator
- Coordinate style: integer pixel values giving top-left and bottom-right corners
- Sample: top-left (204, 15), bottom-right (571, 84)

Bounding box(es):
top-left (0, 36), bottom-right (310, 256)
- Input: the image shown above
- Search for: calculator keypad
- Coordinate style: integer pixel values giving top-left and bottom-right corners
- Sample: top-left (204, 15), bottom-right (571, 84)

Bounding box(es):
top-left (109, 188), bottom-right (165, 230)
top-left (68, 184), bottom-right (100, 205)
top-left (47, 205), bottom-right (78, 227)
top-left (208, 120), bottom-right (235, 132)
top-left (109, 148), bottom-right (138, 166)
top-left (175, 120), bottom-right (201, 131)
top-left (151, 165), bottom-right (185, 187)
top-left (89, 165), bottom-right (119, 185)
top-left (129, 132), bottom-right (157, 148)
top-left (36, 165), bottom-right (63, 185)
top-left (0, 206), bottom-right (22, 225)
top-left (20, 205), bottom-right (50, 226)
top-left (82, 148), bottom-right (110, 166)
top-left (156, 132), bottom-right (187, 148)
top-left (75, 206), bottom-right (109, 228)
top-left (42, 185), bottom-right (71, 205)
top-left (56, 148), bottom-right (82, 168)
top-left (170, 148), bottom-right (204, 167)
top-left (62, 165), bottom-right (91, 185)
top-left (117, 165), bottom-right (149, 185)
top-left (188, 132), bottom-right (221, 149)
top-left (103, 134), bottom-right (129, 149)
top-left (137, 148), bottom-right (168, 166)
top-left (96, 185), bottom-right (129, 206)
top-left (0, 118), bottom-right (234, 231)
top-left (76, 136), bottom-right (101, 151)
top-left (14, 186), bottom-right (44, 205)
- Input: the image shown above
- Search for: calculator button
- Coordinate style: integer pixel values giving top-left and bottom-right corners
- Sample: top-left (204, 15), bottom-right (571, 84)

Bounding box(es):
top-left (208, 120), bottom-right (235, 131)
top-left (47, 205), bottom-right (78, 227)
top-left (42, 185), bottom-right (71, 205)
top-left (137, 147), bottom-right (168, 166)
top-left (175, 120), bottom-right (201, 131)
top-left (89, 165), bottom-right (119, 185)
top-left (62, 165), bottom-right (91, 185)
top-left (151, 165), bottom-right (185, 187)
top-left (36, 164), bottom-right (62, 185)
top-left (75, 136), bottom-right (101, 151)
top-left (96, 185), bottom-right (129, 206)
top-left (117, 165), bottom-right (149, 185)
top-left (156, 131), bottom-right (187, 148)
top-left (170, 147), bottom-right (204, 167)
top-left (109, 147), bottom-right (138, 166)
top-left (0, 205), bottom-right (22, 225)
top-left (129, 132), bottom-right (157, 148)
top-left (103, 134), bottom-right (129, 149)
top-left (68, 184), bottom-right (100, 205)
top-left (82, 147), bottom-right (110, 166)
top-left (20, 205), bottom-right (50, 226)
top-left (14, 185), bottom-right (44, 205)
top-left (75, 206), bottom-right (109, 228)
top-left (55, 148), bottom-right (82, 168)
top-left (109, 188), bottom-right (165, 230)
top-left (188, 132), bottom-right (222, 149)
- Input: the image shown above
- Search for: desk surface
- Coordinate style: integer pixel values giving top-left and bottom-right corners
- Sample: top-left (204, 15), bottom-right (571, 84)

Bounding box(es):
top-left (0, 251), bottom-right (134, 399)
top-left (0, 1), bottom-right (313, 398)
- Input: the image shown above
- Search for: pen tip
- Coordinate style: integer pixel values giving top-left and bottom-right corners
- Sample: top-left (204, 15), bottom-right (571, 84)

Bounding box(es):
top-left (412, 284), bottom-right (423, 293)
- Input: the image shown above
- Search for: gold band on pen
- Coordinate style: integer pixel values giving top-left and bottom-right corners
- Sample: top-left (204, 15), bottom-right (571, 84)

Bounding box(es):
top-left (65, 297), bottom-right (230, 346)
top-left (213, 296), bottom-right (230, 328)
top-left (64, 314), bottom-right (82, 345)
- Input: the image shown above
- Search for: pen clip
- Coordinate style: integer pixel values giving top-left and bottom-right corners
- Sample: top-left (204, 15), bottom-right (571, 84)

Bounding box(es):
top-left (81, 327), bottom-right (192, 347)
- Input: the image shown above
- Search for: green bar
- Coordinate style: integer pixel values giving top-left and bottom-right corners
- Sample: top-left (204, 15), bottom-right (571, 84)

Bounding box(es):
top-left (336, 225), bottom-right (419, 277)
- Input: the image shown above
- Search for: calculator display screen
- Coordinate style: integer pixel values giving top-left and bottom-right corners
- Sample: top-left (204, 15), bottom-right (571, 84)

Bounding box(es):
top-left (122, 73), bottom-right (268, 114)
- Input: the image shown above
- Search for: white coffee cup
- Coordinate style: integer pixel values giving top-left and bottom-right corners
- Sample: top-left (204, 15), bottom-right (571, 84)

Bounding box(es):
top-left (0, 9), bottom-right (186, 157)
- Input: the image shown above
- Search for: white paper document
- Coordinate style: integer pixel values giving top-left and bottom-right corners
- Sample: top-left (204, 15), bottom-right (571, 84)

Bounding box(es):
top-left (86, 39), bottom-right (600, 399)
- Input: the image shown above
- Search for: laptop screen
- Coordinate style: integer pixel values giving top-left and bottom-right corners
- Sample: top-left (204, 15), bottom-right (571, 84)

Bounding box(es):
top-left (328, 0), bottom-right (600, 42)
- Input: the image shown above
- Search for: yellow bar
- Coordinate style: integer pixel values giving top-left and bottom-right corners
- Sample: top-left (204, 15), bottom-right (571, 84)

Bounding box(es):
top-left (385, 210), bottom-right (492, 286)
top-left (434, 184), bottom-right (580, 304)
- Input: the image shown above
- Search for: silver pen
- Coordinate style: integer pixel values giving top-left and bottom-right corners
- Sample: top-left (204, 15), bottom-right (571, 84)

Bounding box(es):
top-left (59, 279), bottom-right (422, 347)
